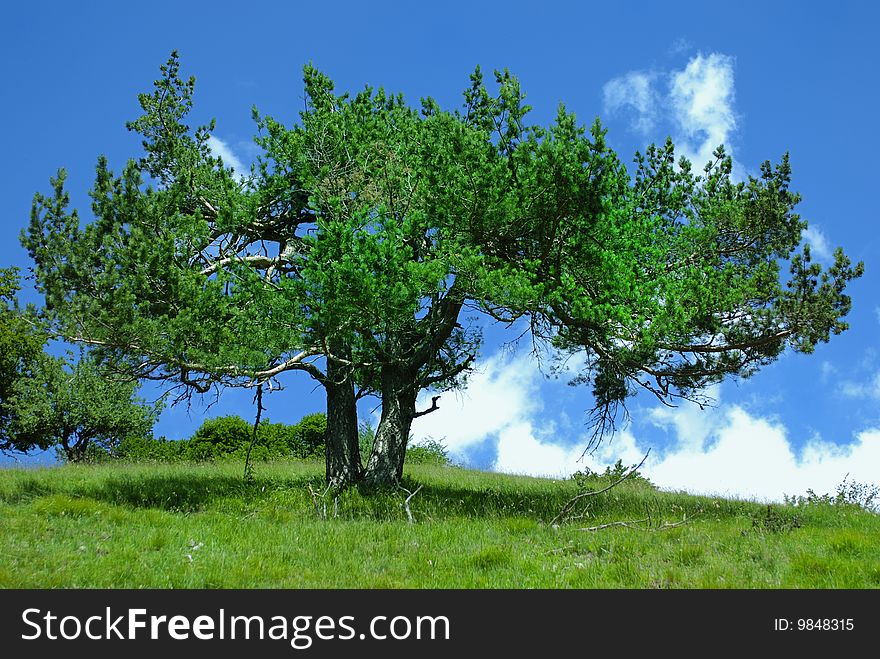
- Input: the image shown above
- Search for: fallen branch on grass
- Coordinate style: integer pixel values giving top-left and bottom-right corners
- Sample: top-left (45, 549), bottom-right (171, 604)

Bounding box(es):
top-left (307, 482), bottom-right (338, 519)
top-left (578, 516), bottom-right (693, 532)
top-left (550, 450), bottom-right (651, 527)
top-left (399, 484), bottom-right (423, 524)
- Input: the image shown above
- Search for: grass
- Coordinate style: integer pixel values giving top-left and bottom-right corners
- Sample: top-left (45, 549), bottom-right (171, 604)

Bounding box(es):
top-left (1, 459), bottom-right (878, 588)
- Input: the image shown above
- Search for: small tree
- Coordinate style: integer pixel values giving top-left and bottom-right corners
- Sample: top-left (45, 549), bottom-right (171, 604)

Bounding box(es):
top-left (7, 353), bottom-right (159, 462)
top-left (0, 267), bottom-right (48, 453)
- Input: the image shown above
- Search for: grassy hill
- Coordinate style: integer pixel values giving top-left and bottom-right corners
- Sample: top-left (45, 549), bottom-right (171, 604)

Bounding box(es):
top-left (1, 460), bottom-right (878, 588)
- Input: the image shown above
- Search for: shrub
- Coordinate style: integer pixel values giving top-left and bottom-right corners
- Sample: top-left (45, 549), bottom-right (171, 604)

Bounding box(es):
top-left (115, 412), bottom-right (329, 463)
top-left (406, 438), bottom-right (452, 466)
top-left (568, 458), bottom-right (656, 491)
top-left (750, 505), bottom-right (802, 533)
top-left (358, 423), bottom-right (452, 466)
top-left (255, 414), bottom-right (325, 459)
top-left (186, 415), bottom-right (289, 462)
top-left (186, 416), bottom-right (251, 460)
top-left (290, 413), bottom-right (327, 458)
top-left (116, 435), bottom-right (188, 462)
top-left (785, 476), bottom-right (880, 513)
top-left (358, 421), bottom-right (375, 463)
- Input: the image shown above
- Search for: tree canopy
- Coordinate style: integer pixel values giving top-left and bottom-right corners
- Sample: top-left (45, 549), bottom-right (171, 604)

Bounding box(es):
top-left (0, 267), bottom-right (48, 452)
top-left (23, 53), bottom-right (863, 485)
top-left (2, 269), bottom-right (156, 462)
top-left (6, 352), bottom-right (159, 462)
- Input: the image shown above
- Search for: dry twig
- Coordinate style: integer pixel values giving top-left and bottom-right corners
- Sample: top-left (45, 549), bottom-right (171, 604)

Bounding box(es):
top-left (399, 484), bottom-right (423, 524)
top-left (308, 482), bottom-right (334, 519)
top-left (579, 516), bottom-right (694, 532)
top-left (551, 450), bottom-right (651, 526)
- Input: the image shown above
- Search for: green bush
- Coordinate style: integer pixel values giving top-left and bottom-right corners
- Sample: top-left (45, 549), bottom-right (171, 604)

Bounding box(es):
top-left (116, 435), bottom-right (188, 462)
top-left (568, 458), bottom-right (656, 491)
top-left (291, 413), bottom-right (327, 458)
top-left (115, 412), bottom-right (328, 463)
top-left (186, 416), bottom-right (289, 462)
top-left (358, 421), bottom-right (375, 462)
top-left (358, 422), bottom-right (452, 467)
top-left (257, 422), bottom-right (296, 457)
top-left (785, 477), bottom-right (880, 513)
top-left (406, 438), bottom-right (452, 466)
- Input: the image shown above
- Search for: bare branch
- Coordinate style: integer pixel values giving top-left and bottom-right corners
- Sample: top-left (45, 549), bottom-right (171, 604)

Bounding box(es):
top-left (551, 450), bottom-right (651, 526)
top-left (308, 482), bottom-right (334, 520)
top-left (420, 354), bottom-right (475, 388)
top-left (413, 396), bottom-right (440, 419)
top-left (578, 516), bottom-right (693, 532)
top-left (243, 383), bottom-right (265, 483)
top-left (199, 254), bottom-right (278, 276)
top-left (69, 334), bottom-right (324, 390)
top-left (198, 195), bottom-right (218, 218)
top-left (399, 484), bottom-right (423, 524)
top-left (658, 329), bottom-right (794, 355)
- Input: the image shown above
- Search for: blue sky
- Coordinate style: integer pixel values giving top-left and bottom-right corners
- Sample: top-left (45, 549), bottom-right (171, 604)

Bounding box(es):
top-left (2, 1), bottom-right (879, 501)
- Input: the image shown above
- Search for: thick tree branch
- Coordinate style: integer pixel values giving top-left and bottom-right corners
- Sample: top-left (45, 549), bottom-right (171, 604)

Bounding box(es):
top-left (199, 254), bottom-right (279, 276)
top-left (420, 354), bottom-right (475, 388)
top-left (413, 396), bottom-right (440, 419)
top-left (659, 329), bottom-right (794, 354)
top-left (70, 334), bottom-right (325, 387)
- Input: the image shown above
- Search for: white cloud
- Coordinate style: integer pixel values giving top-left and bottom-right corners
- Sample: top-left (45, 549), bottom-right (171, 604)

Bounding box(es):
top-left (603, 52), bottom-right (745, 177)
top-left (411, 351), bottom-right (542, 452)
top-left (819, 361), bottom-right (837, 383)
top-left (412, 347), bottom-right (880, 503)
top-left (648, 407), bottom-right (880, 503)
top-left (670, 38), bottom-right (692, 55)
top-left (207, 135), bottom-right (248, 181)
top-left (669, 53), bottom-right (737, 170)
top-left (491, 423), bottom-right (647, 479)
top-left (603, 72), bottom-right (658, 134)
top-left (802, 225), bottom-right (833, 263)
top-left (841, 371), bottom-right (880, 400)
top-left (647, 384), bottom-right (722, 451)
top-left (492, 421), bottom-right (580, 477)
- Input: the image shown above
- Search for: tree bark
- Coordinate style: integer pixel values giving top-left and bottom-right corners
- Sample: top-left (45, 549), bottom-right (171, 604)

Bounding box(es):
top-left (323, 343), bottom-right (362, 487)
top-left (62, 433), bottom-right (89, 463)
top-left (362, 367), bottom-right (417, 487)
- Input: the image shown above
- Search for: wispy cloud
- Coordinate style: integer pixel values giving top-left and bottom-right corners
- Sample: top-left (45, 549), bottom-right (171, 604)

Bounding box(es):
top-left (820, 360), bottom-right (837, 383)
top-left (841, 371), bottom-right (880, 400)
top-left (603, 72), bottom-right (658, 134)
top-left (412, 348), bottom-right (880, 502)
top-left (602, 52), bottom-right (743, 176)
top-left (207, 135), bottom-right (248, 181)
top-left (669, 37), bottom-right (692, 55)
top-left (802, 224), bottom-right (833, 263)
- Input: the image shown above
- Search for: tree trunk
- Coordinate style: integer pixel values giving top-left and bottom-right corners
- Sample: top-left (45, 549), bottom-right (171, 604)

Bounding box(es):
top-left (63, 434), bottom-right (89, 463)
top-left (362, 368), bottom-right (417, 487)
top-left (324, 343), bottom-right (362, 487)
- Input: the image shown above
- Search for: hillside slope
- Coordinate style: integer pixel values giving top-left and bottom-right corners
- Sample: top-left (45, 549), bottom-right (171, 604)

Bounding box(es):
top-left (1, 461), bottom-right (877, 588)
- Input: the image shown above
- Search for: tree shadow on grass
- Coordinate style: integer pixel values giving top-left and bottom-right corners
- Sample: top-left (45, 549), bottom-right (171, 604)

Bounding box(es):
top-left (327, 477), bottom-right (580, 523)
top-left (87, 471), bottom-right (320, 512)
top-left (393, 481), bottom-right (572, 521)
top-left (2, 464), bottom-right (704, 523)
